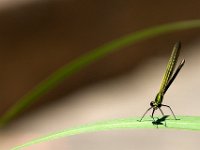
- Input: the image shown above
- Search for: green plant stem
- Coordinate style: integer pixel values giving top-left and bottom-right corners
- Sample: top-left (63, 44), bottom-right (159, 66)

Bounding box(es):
top-left (11, 116), bottom-right (200, 150)
top-left (1, 20), bottom-right (200, 127)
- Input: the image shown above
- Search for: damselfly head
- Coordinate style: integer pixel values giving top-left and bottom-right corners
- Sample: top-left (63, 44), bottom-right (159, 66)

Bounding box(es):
top-left (150, 101), bottom-right (160, 109)
top-left (150, 101), bottom-right (158, 108)
top-left (150, 101), bottom-right (154, 107)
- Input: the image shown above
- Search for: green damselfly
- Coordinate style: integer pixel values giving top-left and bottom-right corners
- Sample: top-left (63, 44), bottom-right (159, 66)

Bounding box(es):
top-left (139, 42), bottom-right (185, 122)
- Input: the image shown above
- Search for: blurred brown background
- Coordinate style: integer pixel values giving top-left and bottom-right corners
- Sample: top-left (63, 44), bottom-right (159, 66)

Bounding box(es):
top-left (1, 1), bottom-right (200, 150)
top-left (0, 0), bottom-right (200, 117)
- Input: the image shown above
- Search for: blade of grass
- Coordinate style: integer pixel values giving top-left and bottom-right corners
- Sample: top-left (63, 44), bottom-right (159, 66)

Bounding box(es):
top-left (1, 20), bottom-right (200, 127)
top-left (11, 116), bottom-right (200, 150)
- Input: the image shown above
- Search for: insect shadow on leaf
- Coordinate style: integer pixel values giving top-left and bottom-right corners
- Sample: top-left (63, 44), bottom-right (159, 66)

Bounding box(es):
top-left (152, 115), bottom-right (170, 128)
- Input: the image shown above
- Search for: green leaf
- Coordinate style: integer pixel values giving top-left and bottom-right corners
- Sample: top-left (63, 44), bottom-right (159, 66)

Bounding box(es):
top-left (1, 20), bottom-right (200, 126)
top-left (11, 116), bottom-right (200, 150)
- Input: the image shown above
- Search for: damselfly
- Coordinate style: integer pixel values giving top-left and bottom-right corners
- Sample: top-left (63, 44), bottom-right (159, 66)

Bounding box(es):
top-left (139, 42), bottom-right (185, 122)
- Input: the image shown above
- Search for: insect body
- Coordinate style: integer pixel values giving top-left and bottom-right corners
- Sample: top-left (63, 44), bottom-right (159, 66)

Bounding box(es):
top-left (139, 42), bottom-right (185, 122)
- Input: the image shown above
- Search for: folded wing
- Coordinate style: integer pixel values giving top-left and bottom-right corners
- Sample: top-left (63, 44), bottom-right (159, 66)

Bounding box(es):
top-left (159, 42), bottom-right (181, 94)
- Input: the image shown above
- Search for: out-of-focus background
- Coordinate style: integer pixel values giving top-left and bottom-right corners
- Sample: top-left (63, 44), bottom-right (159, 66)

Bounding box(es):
top-left (0, 0), bottom-right (200, 150)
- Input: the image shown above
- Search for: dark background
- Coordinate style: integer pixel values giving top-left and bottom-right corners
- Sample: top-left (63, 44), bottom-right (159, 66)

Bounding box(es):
top-left (0, 0), bottom-right (200, 116)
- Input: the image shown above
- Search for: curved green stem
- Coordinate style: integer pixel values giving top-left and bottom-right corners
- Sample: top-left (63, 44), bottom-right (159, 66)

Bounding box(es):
top-left (1, 20), bottom-right (200, 127)
top-left (11, 116), bottom-right (200, 150)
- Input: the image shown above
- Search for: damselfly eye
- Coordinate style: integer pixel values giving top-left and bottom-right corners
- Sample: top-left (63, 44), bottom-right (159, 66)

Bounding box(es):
top-left (158, 103), bottom-right (161, 107)
top-left (150, 101), bottom-right (154, 107)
